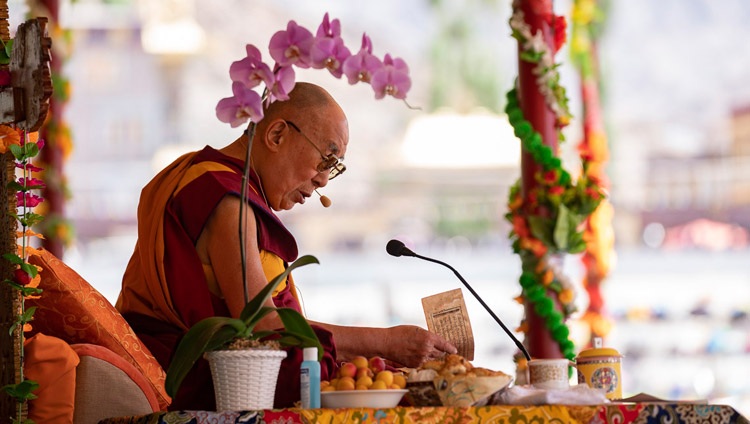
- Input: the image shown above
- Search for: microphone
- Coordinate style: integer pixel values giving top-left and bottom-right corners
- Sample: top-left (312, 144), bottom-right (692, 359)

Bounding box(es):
top-left (386, 239), bottom-right (531, 361)
top-left (315, 189), bottom-right (331, 208)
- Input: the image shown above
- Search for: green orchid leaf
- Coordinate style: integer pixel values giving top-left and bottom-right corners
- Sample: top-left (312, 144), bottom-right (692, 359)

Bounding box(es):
top-left (165, 317), bottom-right (246, 397)
top-left (276, 307), bottom-right (323, 359)
top-left (553, 204), bottom-right (570, 250)
top-left (240, 255), bottom-right (319, 323)
top-left (242, 305), bottom-right (276, 331)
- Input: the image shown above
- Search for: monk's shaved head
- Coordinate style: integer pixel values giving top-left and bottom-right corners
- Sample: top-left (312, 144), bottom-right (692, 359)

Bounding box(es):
top-left (262, 82), bottom-right (344, 130)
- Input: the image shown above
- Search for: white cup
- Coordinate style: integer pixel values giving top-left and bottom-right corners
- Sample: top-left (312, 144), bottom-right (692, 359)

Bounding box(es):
top-left (527, 359), bottom-right (572, 390)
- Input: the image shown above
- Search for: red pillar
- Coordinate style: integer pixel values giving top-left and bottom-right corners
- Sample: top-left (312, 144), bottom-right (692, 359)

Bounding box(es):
top-left (515, 0), bottom-right (564, 359)
top-left (37, 0), bottom-right (66, 257)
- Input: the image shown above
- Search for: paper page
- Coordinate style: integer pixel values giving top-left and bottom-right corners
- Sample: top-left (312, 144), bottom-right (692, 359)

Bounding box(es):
top-left (422, 288), bottom-right (474, 360)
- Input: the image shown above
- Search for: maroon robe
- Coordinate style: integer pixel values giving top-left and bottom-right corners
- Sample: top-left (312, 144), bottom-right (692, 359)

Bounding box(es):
top-left (118, 146), bottom-right (337, 410)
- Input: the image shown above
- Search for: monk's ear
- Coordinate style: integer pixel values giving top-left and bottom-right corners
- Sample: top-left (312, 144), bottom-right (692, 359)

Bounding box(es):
top-left (264, 120), bottom-right (286, 151)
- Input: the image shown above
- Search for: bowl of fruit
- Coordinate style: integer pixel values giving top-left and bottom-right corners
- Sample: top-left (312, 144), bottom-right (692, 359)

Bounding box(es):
top-left (320, 356), bottom-right (408, 408)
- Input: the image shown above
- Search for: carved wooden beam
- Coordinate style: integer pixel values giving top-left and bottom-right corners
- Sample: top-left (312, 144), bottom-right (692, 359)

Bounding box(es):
top-left (0, 17), bottom-right (52, 130)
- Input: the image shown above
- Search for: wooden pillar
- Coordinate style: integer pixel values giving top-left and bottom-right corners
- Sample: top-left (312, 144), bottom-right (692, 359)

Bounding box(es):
top-left (0, 0), bottom-right (22, 419)
top-left (0, 8), bottom-right (53, 419)
top-left (515, 0), bottom-right (563, 359)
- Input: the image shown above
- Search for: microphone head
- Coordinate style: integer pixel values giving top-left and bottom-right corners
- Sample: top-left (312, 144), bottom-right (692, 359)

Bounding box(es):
top-left (386, 239), bottom-right (418, 257)
top-left (386, 239), bottom-right (406, 257)
top-left (315, 189), bottom-right (332, 208)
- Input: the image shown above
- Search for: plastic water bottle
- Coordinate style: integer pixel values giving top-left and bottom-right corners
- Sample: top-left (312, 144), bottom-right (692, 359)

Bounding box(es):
top-left (300, 347), bottom-right (320, 408)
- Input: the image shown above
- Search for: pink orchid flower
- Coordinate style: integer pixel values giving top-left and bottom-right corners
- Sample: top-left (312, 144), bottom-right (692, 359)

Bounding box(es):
top-left (269, 20), bottom-right (314, 68)
top-left (315, 13), bottom-right (341, 39)
top-left (229, 44), bottom-right (274, 90)
top-left (16, 192), bottom-right (44, 208)
top-left (266, 65), bottom-right (296, 105)
top-left (371, 53), bottom-right (411, 99)
top-left (310, 13), bottom-right (350, 78)
top-left (18, 177), bottom-right (46, 189)
top-left (342, 34), bottom-right (383, 85)
top-left (215, 82), bottom-right (264, 127)
top-left (311, 37), bottom-right (351, 79)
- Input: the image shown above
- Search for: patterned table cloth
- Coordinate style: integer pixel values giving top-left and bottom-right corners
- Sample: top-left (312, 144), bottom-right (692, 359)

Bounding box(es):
top-left (98, 403), bottom-right (748, 424)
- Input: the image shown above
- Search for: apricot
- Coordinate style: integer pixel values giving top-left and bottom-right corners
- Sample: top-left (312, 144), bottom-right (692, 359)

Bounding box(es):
top-left (370, 379), bottom-right (388, 390)
top-left (351, 355), bottom-right (369, 369)
top-left (393, 373), bottom-right (407, 389)
top-left (322, 385), bottom-right (337, 392)
top-left (356, 367), bottom-right (374, 379)
top-left (356, 375), bottom-right (373, 388)
top-left (336, 376), bottom-right (356, 391)
top-left (368, 356), bottom-right (386, 374)
top-left (338, 362), bottom-right (357, 379)
top-left (375, 370), bottom-right (394, 387)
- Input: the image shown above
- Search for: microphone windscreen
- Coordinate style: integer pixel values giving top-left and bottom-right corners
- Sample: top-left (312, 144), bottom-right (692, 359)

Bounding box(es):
top-left (386, 239), bottom-right (405, 257)
top-left (319, 195), bottom-right (331, 208)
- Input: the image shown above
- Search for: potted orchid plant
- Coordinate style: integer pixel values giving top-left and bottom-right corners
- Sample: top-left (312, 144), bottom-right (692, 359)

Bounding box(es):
top-left (165, 13), bottom-right (413, 411)
top-left (165, 255), bottom-right (323, 410)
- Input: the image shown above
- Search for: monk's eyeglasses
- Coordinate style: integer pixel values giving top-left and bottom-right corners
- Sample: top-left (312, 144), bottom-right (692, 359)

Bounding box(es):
top-left (285, 120), bottom-right (346, 180)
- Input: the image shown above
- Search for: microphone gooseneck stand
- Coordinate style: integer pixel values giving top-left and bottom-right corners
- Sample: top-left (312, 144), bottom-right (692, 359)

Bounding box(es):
top-left (386, 239), bottom-right (531, 361)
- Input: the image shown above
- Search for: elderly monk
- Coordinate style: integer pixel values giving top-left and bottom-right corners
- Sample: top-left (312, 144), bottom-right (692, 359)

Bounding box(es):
top-left (116, 82), bottom-right (456, 410)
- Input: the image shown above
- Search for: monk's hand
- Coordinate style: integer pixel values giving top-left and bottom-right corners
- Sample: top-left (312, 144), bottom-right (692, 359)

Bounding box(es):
top-left (384, 325), bottom-right (457, 368)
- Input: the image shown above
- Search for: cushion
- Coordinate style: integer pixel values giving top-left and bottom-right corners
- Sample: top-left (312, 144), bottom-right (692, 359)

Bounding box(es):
top-left (71, 343), bottom-right (159, 423)
top-left (26, 248), bottom-right (171, 410)
top-left (24, 333), bottom-right (79, 424)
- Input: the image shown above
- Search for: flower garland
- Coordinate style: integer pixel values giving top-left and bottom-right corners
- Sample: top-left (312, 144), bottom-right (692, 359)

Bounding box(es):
top-left (506, 4), bottom-right (604, 361)
top-left (570, 0), bottom-right (615, 342)
top-left (509, 7), bottom-right (572, 130)
top-left (1, 127), bottom-right (45, 423)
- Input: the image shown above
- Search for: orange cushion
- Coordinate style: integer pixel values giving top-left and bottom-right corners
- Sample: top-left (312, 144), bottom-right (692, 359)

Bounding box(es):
top-left (24, 333), bottom-right (79, 424)
top-left (26, 248), bottom-right (171, 410)
top-left (71, 343), bottom-right (159, 422)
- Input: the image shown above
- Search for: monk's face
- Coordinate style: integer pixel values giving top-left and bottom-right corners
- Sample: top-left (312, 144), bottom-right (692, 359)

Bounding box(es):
top-left (272, 110), bottom-right (349, 211)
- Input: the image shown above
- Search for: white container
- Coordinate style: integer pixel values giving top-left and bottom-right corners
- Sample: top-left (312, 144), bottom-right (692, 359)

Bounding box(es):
top-left (527, 358), bottom-right (572, 390)
top-left (204, 349), bottom-right (287, 411)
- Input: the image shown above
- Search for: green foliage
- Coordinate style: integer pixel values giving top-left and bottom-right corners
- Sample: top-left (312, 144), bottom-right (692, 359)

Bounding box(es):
top-left (0, 39), bottom-right (13, 65)
top-left (165, 255), bottom-right (323, 398)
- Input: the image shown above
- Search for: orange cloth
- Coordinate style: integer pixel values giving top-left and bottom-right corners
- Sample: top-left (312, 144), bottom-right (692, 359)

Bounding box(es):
top-left (116, 151), bottom-right (198, 331)
top-left (24, 333), bottom-right (80, 424)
